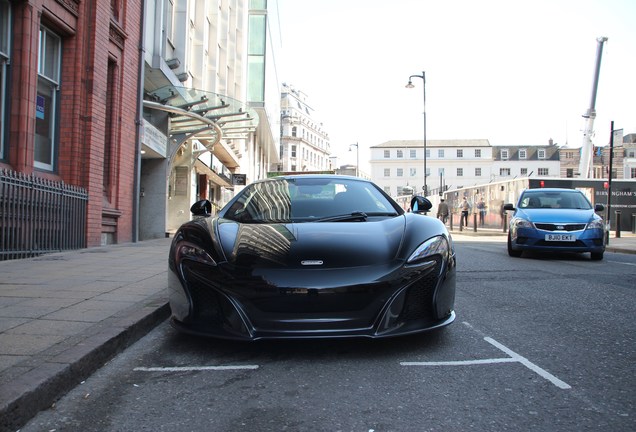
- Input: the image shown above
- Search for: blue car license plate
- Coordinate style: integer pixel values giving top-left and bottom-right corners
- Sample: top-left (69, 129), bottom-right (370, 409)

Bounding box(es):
top-left (545, 233), bottom-right (574, 242)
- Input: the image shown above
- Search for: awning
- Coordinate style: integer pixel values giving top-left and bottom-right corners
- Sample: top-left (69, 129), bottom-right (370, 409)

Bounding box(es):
top-left (143, 85), bottom-right (259, 170)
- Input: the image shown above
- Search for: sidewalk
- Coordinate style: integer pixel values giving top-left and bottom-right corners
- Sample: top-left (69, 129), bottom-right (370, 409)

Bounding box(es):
top-left (0, 238), bottom-right (172, 432)
top-left (1, 231), bottom-right (635, 431)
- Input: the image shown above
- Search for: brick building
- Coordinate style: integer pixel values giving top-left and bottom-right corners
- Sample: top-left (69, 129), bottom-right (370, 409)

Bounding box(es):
top-left (1, 0), bottom-right (142, 250)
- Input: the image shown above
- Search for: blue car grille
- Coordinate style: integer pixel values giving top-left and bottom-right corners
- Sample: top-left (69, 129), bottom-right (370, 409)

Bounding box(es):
top-left (534, 223), bottom-right (586, 232)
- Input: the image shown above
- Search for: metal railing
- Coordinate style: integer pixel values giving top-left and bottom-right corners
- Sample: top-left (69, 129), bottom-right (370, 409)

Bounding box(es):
top-left (0, 169), bottom-right (87, 260)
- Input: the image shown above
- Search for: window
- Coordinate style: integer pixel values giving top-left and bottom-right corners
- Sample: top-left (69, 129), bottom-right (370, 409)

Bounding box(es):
top-left (566, 168), bottom-right (574, 178)
top-left (384, 186), bottom-right (391, 194)
top-left (501, 149), bottom-right (509, 160)
top-left (438, 149), bottom-right (444, 158)
top-left (425, 149), bottom-right (430, 158)
top-left (410, 149), bottom-right (416, 158)
top-left (383, 168), bottom-right (390, 177)
top-left (35, 26), bottom-right (61, 171)
top-left (397, 168), bottom-right (403, 177)
top-left (438, 167), bottom-right (445, 176)
top-left (396, 150), bottom-right (403, 158)
top-left (409, 168), bottom-right (416, 177)
top-left (165, 0), bottom-right (175, 45)
top-left (475, 149), bottom-right (481, 158)
top-left (538, 149), bottom-right (546, 159)
top-left (0, 0), bottom-right (9, 160)
top-left (475, 167), bottom-right (481, 176)
top-left (519, 149), bottom-right (527, 159)
top-left (457, 168), bottom-right (463, 176)
top-left (247, 12), bottom-right (266, 102)
top-left (291, 126), bottom-right (297, 137)
top-left (291, 145), bottom-right (296, 157)
top-left (520, 168), bottom-right (528, 176)
top-left (538, 168), bottom-right (549, 176)
top-left (384, 150), bottom-right (390, 158)
top-left (631, 167), bottom-right (636, 179)
top-left (457, 149), bottom-right (463, 158)
top-left (500, 168), bottom-right (511, 176)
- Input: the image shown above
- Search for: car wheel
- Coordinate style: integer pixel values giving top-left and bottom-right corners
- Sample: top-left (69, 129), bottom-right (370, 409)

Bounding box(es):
top-left (507, 233), bottom-right (522, 257)
top-left (590, 251), bottom-right (604, 261)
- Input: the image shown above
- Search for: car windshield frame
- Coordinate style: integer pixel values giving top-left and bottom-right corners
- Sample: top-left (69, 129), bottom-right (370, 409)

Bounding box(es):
top-left (518, 190), bottom-right (593, 210)
top-left (220, 177), bottom-right (403, 223)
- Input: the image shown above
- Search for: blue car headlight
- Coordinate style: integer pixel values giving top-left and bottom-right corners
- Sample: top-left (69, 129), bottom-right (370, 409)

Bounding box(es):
top-left (586, 219), bottom-right (604, 230)
top-left (512, 218), bottom-right (533, 229)
top-left (407, 235), bottom-right (450, 264)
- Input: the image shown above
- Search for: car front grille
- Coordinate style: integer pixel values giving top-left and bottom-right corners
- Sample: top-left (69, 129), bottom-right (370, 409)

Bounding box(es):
top-left (535, 239), bottom-right (587, 247)
top-left (534, 223), bottom-right (586, 232)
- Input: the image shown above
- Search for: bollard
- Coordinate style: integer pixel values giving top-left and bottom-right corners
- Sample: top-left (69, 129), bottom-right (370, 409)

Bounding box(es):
top-left (632, 213), bottom-right (636, 234)
top-left (615, 210), bottom-right (621, 238)
top-left (450, 213), bottom-right (454, 231)
top-left (473, 213), bottom-right (477, 232)
top-left (503, 213), bottom-right (507, 233)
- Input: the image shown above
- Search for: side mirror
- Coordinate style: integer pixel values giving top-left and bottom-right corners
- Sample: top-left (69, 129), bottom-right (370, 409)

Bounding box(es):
top-left (594, 203), bottom-right (605, 212)
top-left (410, 195), bottom-right (432, 214)
top-left (503, 203), bottom-right (515, 211)
top-left (190, 199), bottom-right (212, 217)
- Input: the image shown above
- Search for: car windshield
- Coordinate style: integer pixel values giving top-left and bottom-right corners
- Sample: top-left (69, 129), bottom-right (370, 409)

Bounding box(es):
top-left (221, 177), bottom-right (401, 223)
top-left (518, 190), bottom-right (592, 210)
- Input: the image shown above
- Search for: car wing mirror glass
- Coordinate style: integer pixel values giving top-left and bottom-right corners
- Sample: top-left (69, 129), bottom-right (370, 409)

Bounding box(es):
top-left (594, 203), bottom-right (605, 212)
top-left (410, 196), bottom-right (432, 214)
top-left (190, 199), bottom-right (212, 216)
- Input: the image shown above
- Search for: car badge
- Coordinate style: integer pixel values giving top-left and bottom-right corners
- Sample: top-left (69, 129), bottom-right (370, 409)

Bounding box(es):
top-left (301, 260), bottom-right (323, 266)
top-left (556, 225), bottom-right (565, 230)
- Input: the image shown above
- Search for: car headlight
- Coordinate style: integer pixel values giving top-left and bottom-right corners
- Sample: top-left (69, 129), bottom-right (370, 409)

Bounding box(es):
top-left (176, 242), bottom-right (217, 265)
top-left (407, 235), bottom-right (450, 264)
top-left (512, 218), bottom-right (533, 229)
top-left (586, 219), bottom-right (604, 230)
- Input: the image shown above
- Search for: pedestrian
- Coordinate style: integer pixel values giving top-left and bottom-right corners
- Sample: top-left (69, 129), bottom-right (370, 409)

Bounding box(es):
top-left (477, 198), bottom-right (486, 226)
top-left (437, 199), bottom-right (449, 224)
top-left (460, 197), bottom-right (470, 227)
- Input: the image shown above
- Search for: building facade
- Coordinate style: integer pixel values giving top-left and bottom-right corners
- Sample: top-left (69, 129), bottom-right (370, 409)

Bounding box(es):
top-left (278, 83), bottom-right (331, 173)
top-left (139, 0), bottom-right (280, 239)
top-left (1, 0), bottom-right (142, 249)
top-left (370, 139), bottom-right (493, 197)
top-left (492, 142), bottom-right (560, 181)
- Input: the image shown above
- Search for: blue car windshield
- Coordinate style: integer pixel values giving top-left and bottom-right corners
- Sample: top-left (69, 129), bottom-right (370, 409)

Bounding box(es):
top-left (518, 191), bottom-right (592, 210)
top-left (222, 177), bottom-right (401, 223)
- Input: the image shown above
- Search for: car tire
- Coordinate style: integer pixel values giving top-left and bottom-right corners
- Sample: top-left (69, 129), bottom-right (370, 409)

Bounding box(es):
top-left (590, 251), bottom-right (604, 261)
top-left (507, 233), bottom-right (522, 257)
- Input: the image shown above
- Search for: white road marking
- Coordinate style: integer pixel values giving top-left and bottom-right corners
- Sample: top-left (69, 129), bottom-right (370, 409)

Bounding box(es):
top-left (134, 365), bottom-right (259, 372)
top-left (402, 323), bottom-right (572, 390)
top-left (484, 337), bottom-right (571, 389)
top-left (607, 260), bottom-right (636, 267)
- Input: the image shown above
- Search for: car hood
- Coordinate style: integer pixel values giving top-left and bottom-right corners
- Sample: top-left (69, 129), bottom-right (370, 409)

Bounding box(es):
top-left (216, 217), bottom-right (407, 269)
top-left (516, 208), bottom-right (599, 224)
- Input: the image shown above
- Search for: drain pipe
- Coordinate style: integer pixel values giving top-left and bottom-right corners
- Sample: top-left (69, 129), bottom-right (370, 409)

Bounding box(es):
top-left (132, 1), bottom-right (147, 243)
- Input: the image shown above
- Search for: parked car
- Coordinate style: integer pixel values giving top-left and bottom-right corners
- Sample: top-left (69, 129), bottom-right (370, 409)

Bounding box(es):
top-left (168, 175), bottom-right (456, 340)
top-left (504, 188), bottom-right (605, 260)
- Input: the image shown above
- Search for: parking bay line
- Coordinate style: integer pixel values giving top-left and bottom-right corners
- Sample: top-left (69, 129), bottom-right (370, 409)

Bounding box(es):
top-left (134, 365), bottom-right (259, 372)
top-left (401, 336), bottom-right (571, 390)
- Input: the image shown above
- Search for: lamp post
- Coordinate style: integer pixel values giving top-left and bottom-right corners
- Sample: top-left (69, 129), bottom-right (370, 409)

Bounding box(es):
top-left (406, 71), bottom-right (427, 196)
top-left (349, 142), bottom-right (359, 177)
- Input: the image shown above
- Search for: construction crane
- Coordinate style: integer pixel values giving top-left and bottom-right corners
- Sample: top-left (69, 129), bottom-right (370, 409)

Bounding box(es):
top-left (578, 36), bottom-right (608, 179)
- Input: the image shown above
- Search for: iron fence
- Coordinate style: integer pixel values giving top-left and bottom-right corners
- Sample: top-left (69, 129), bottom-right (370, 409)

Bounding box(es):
top-left (0, 169), bottom-right (87, 260)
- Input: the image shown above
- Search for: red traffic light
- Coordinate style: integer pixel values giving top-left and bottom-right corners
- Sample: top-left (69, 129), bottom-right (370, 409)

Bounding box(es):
top-left (540, 180), bottom-right (545, 188)
top-left (604, 181), bottom-right (609, 189)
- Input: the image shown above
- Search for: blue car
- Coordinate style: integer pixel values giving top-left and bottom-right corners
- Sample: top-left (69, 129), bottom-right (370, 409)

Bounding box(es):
top-left (504, 188), bottom-right (606, 260)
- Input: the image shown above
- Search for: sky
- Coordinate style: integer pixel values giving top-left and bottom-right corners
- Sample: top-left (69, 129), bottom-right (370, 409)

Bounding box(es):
top-left (275, 0), bottom-right (636, 172)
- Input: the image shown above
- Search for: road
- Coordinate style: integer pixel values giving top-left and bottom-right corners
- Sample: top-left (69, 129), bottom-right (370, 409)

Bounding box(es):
top-left (21, 239), bottom-right (636, 432)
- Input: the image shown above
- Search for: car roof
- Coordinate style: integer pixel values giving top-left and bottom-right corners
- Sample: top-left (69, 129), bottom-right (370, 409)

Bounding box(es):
top-left (524, 188), bottom-right (581, 193)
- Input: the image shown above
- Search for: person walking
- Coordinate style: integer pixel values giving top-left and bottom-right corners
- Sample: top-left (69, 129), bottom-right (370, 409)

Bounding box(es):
top-left (460, 197), bottom-right (470, 228)
top-left (437, 199), bottom-right (449, 224)
top-left (477, 198), bottom-right (486, 226)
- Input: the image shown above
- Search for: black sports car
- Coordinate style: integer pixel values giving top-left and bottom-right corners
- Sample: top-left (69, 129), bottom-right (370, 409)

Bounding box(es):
top-left (168, 175), bottom-right (456, 340)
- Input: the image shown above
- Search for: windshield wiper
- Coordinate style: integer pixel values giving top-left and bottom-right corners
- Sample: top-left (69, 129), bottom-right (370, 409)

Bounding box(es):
top-left (314, 211), bottom-right (368, 222)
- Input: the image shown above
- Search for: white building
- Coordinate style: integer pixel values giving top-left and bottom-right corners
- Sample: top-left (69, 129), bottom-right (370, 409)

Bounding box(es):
top-left (491, 142), bottom-right (560, 182)
top-left (278, 83), bottom-right (332, 173)
top-left (370, 139), bottom-right (493, 197)
top-left (139, 0), bottom-right (280, 238)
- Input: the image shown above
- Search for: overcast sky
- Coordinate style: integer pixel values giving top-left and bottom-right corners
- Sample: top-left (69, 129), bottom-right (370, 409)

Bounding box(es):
top-left (276, 0), bottom-right (636, 171)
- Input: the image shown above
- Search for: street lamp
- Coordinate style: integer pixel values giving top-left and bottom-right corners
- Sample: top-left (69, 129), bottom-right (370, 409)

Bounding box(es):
top-left (406, 71), bottom-right (427, 196)
top-left (349, 142), bottom-right (359, 177)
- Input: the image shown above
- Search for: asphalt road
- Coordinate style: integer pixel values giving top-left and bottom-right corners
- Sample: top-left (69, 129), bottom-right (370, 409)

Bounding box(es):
top-left (20, 240), bottom-right (636, 432)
